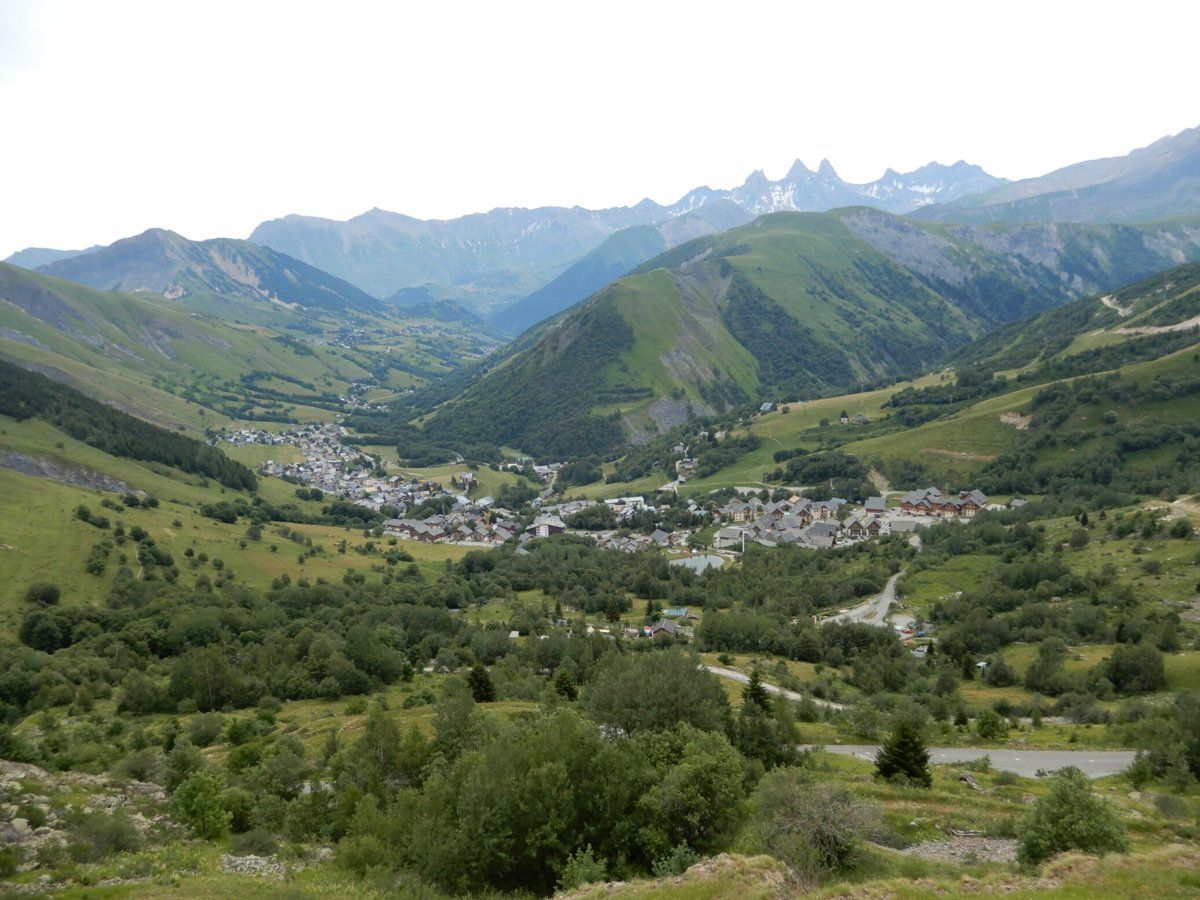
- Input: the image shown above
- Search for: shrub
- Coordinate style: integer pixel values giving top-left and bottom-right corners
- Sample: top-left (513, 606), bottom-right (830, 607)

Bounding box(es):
top-left (652, 842), bottom-right (701, 877)
top-left (170, 770), bottom-right (231, 839)
top-left (66, 810), bottom-right (140, 862)
top-left (1154, 793), bottom-right (1189, 821)
top-left (337, 834), bottom-right (389, 876)
top-left (748, 766), bottom-right (878, 879)
top-left (1016, 768), bottom-right (1128, 865)
top-left (24, 583), bottom-right (60, 606)
top-left (975, 708), bottom-right (1007, 741)
top-left (230, 826), bottom-right (279, 855)
top-left (557, 845), bottom-right (606, 891)
top-left (187, 713), bottom-right (225, 748)
top-left (1124, 753), bottom-right (1155, 789)
top-left (114, 748), bottom-right (163, 783)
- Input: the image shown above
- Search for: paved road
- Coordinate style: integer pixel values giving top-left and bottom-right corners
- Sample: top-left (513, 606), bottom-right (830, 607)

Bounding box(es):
top-left (828, 571), bottom-right (903, 627)
top-left (808, 744), bottom-right (1135, 779)
top-left (703, 665), bottom-right (846, 710)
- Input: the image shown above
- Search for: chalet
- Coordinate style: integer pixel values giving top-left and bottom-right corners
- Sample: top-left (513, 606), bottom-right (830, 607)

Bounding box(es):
top-left (865, 496), bottom-right (886, 515)
top-left (804, 521), bottom-right (839, 547)
top-left (526, 515), bottom-right (567, 538)
top-left (809, 498), bottom-right (846, 520)
top-left (759, 402), bottom-right (776, 413)
top-left (846, 516), bottom-right (884, 539)
top-left (1008, 497), bottom-right (1028, 509)
top-left (714, 526), bottom-right (747, 549)
top-left (646, 620), bottom-right (679, 638)
top-left (717, 500), bottom-right (757, 524)
top-left (901, 487), bottom-right (989, 518)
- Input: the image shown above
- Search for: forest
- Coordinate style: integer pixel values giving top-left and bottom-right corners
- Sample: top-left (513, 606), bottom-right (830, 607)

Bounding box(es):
top-left (0, 360), bottom-right (256, 491)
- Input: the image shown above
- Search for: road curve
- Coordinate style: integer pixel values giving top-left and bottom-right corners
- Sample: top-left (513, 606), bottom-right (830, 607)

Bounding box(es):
top-left (828, 570), bottom-right (903, 627)
top-left (703, 665), bottom-right (847, 710)
top-left (807, 744), bottom-right (1135, 779)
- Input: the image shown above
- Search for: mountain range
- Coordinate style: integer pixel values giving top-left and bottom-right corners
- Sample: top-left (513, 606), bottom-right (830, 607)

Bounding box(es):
top-left (419, 208), bottom-right (1200, 457)
top-left (245, 160), bottom-right (1007, 312)
top-left (11, 124), bottom-right (1200, 341)
top-left (35, 228), bottom-right (381, 314)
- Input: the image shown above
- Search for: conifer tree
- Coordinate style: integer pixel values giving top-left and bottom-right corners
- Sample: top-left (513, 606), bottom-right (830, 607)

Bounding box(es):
top-left (744, 668), bottom-right (771, 711)
top-left (874, 722), bottom-right (932, 788)
top-left (554, 667), bottom-right (578, 701)
top-left (467, 664), bottom-right (496, 703)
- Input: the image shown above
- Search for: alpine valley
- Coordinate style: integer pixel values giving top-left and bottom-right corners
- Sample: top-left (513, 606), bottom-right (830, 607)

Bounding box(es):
top-left (3, 119), bottom-right (1200, 900)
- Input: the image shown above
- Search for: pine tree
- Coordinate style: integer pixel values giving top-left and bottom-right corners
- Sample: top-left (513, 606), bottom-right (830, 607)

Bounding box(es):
top-left (553, 667), bottom-right (578, 701)
top-left (874, 722), bottom-right (932, 788)
top-left (467, 664), bottom-right (496, 703)
top-left (604, 595), bottom-right (622, 624)
top-left (744, 669), bottom-right (771, 711)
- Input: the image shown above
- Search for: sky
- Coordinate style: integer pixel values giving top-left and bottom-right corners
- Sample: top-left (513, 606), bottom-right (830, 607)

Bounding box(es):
top-left (1, 0), bottom-right (1198, 258)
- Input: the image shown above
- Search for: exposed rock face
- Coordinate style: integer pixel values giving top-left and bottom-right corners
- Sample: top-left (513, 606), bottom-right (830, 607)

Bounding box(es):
top-left (0, 449), bottom-right (130, 492)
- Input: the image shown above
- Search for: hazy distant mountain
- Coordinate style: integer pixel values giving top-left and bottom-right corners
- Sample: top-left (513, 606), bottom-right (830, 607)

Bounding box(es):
top-left (490, 200), bottom-right (752, 335)
top-left (249, 160), bottom-right (1005, 307)
top-left (250, 205), bottom-right (674, 308)
top-left (5, 246), bottom-right (100, 270)
top-left (917, 125), bottom-right (1200, 224)
top-left (38, 229), bottom-right (381, 313)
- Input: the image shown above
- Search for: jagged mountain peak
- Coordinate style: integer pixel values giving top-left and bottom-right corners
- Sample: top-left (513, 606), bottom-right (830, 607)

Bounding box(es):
top-left (784, 159), bottom-right (812, 180)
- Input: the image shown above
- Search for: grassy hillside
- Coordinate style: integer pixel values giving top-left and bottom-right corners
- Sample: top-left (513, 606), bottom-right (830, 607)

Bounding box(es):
top-left (0, 262), bottom-right (494, 433)
top-left (420, 210), bottom-right (1200, 458)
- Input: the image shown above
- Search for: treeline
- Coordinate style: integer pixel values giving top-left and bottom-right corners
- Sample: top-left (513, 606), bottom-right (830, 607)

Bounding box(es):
top-left (0, 359), bottom-right (256, 491)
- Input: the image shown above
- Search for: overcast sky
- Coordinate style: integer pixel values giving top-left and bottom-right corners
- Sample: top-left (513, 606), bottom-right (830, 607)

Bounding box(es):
top-left (1, 0), bottom-right (1197, 257)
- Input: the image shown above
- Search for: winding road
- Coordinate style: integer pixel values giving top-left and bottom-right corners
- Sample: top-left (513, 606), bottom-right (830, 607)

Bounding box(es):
top-left (703, 665), bottom-right (847, 710)
top-left (808, 744), bottom-right (1135, 779)
top-left (828, 571), bottom-right (903, 627)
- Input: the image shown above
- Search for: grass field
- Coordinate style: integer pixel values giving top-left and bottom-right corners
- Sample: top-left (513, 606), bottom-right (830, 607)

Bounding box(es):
top-left (0, 415), bottom-right (475, 620)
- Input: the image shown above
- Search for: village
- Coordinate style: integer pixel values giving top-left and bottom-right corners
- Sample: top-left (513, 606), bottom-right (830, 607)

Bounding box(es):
top-left (217, 423), bottom-right (452, 512)
top-left (213, 425), bottom-right (1004, 557)
top-left (710, 486), bottom-right (999, 550)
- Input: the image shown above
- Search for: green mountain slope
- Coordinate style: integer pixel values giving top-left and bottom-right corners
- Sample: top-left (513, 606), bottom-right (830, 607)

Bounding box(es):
top-left (38, 228), bottom-right (382, 313)
top-left (661, 261), bottom-right (1197, 496)
top-left (954, 261), bottom-right (1200, 373)
top-left (420, 210), bottom-right (1200, 457)
top-left (0, 263), bottom-right (424, 430)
